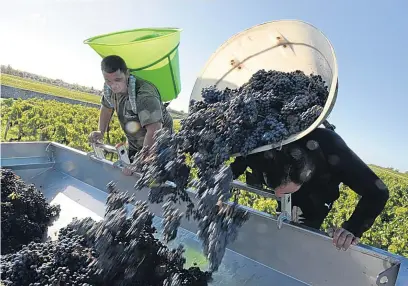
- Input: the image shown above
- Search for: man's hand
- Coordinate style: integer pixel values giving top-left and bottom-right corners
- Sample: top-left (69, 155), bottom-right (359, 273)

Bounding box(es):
top-left (328, 227), bottom-right (360, 251)
top-left (88, 131), bottom-right (104, 143)
top-left (291, 206), bottom-right (305, 224)
top-left (122, 166), bottom-right (133, 176)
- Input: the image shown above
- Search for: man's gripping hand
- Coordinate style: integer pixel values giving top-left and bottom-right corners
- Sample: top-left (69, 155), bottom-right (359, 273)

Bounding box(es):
top-left (121, 151), bottom-right (154, 176)
top-left (328, 227), bottom-right (360, 251)
top-left (122, 166), bottom-right (133, 176)
top-left (88, 131), bottom-right (104, 143)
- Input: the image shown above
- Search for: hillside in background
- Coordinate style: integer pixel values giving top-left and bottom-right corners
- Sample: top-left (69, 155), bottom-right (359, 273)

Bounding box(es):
top-left (370, 164), bottom-right (408, 178)
top-left (1, 64), bottom-right (103, 96)
top-left (1, 65), bottom-right (187, 118)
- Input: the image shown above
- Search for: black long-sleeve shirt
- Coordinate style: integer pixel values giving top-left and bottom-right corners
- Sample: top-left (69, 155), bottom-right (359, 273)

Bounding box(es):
top-left (230, 127), bottom-right (389, 238)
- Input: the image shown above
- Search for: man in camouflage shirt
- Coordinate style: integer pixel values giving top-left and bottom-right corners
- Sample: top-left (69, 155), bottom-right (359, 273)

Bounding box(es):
top-left (89, 55), bottom-right (173, 175)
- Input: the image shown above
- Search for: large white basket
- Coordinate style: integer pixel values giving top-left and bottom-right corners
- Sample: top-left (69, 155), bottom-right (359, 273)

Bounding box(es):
top-left (190, 19), bottom-right (339, 156)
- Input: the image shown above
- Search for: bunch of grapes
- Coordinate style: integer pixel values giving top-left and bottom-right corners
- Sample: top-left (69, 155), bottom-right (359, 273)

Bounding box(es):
top-left (162, 200), bottom-right (184, 243)
top-left (185, 70), bottom-right (328, 157)
top-left (0, 168), bottom-right (61, 255)
top-left (193, 166), bottom-right (249, 272)
top-left (1, 181), bottom-right (212, 286)
top-left (0, 233), bottom-right (100, 286)
top-left (197, 202), bottom-right (249, 272)
top-left (131, 69), bottom-right (329, 272)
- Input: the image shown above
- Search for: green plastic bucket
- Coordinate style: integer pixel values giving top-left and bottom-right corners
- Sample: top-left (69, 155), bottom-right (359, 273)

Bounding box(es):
top-left (84, 28), bottom-right (182, 102)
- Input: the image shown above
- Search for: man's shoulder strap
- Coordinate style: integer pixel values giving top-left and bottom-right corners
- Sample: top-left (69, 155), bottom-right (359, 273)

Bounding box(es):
top-left (103, 84), bottom-right (114, 108)
top-left (102, 75), bottom-right (138, 113)
top-left (127, 75), bottom-right (137, 113)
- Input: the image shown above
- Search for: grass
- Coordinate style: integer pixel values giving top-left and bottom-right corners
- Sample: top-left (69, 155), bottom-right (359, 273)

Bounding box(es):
top-left (2, 74), bottom-right (101, 104)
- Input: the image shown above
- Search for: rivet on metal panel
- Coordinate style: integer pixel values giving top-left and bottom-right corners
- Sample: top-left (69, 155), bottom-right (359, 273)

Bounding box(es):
top-left (276, 35), bottom-right (287, 46)
top-left (379, 276), bottom-right (388, 284)
top-left (230, 59), bottom-right (243, 70)
top-left (376, 263), bottom-right (400, 286)
top-left (275, 33), bottom-right (295, 55)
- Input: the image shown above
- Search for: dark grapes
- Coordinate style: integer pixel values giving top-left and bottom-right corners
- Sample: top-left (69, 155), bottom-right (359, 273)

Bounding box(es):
top-left (162, 200), bottom-right (184, 243)
top-left (0, 232), bottom-right (100, 286)
top-left (201, 86), bottom-right (231, 104)
top-left (1, 181), bottom-right (211, 286)
top-left (129, 69), bottom-right (329, 273)
top-left (0, 169), bottom-right (61, 255)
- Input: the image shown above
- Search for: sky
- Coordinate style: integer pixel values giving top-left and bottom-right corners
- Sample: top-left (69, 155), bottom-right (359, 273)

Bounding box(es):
top-left (1, 0), bottom-right (407, 171)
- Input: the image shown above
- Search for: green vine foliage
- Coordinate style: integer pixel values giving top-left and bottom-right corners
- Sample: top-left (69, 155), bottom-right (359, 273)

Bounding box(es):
top-left (1, 98), bottom-right (126, 151)
top-left (1, 98), bottom-right (407, 256)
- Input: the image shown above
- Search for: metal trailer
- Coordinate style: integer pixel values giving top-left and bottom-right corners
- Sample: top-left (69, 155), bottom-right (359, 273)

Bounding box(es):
top-left (1, 141), bottom-right (407, 286)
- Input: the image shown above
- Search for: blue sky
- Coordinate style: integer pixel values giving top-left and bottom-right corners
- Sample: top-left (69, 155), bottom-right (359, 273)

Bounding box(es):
top-left (1, 0), bottom-right (407, 171)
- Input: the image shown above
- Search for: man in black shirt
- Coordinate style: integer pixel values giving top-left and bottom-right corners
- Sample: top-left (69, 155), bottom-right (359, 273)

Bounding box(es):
top-left (230, 127), bottom-right (389, 251)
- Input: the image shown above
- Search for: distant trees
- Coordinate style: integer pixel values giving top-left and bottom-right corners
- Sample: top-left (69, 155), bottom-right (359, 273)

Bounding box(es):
top-left (1, 65), bottom-right (103, 96)
top-left (1, 65), bottom-right (188, 116)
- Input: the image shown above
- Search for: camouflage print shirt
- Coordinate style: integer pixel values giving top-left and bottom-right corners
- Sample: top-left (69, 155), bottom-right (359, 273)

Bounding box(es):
top-left (101, 75), bottom-right (173, 152)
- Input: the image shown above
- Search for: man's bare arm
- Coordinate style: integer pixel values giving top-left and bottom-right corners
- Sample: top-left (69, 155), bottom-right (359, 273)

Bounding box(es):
top-left (144, 122), bottom-right (162, 148)
top-left (99, 106), bottom-right (114, 135)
